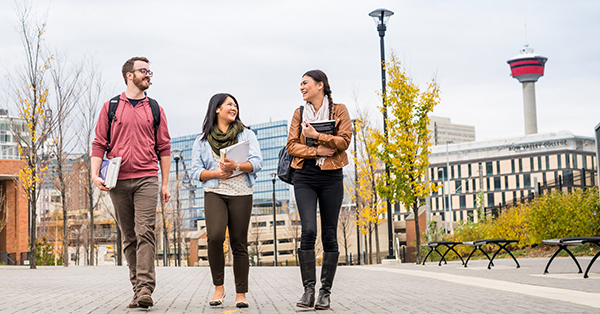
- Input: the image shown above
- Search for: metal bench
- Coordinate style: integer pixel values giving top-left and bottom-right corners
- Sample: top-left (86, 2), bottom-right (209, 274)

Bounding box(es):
top-left (421, 241), bottom-right (465, 266)
top-left (462, 238), bottom-right (520, 269)
top-left (542, 237), bottom-right (600, 278)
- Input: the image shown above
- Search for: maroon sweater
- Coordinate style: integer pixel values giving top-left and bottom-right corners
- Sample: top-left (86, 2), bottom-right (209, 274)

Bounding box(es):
top-left (92, 93), bottom-right (171, 180)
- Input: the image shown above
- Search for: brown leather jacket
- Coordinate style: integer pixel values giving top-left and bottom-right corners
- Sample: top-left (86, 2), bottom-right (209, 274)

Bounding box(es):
top-left (286, 103), bottom-right (352, 170)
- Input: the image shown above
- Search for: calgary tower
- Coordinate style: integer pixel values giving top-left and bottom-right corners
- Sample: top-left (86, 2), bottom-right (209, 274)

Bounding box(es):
top-left (507, 45), bottom-right (548, 135)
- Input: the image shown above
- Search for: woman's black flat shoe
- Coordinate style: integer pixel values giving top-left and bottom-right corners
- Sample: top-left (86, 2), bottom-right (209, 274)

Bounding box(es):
top-left (236, 301), bottom-right (249, 308)
top-left (209, 292), bottom-right (226, 306)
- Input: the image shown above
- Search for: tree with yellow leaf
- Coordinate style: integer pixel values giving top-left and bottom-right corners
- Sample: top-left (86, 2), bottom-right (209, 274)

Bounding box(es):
top-left (372, 53), bottom-right (440, 264)
top-left (6, 4), bottom-right (54, 269)
top-left (351, 116), bottom-right (386, 264)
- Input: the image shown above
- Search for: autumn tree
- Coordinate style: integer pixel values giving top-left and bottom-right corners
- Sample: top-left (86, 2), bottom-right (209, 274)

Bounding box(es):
top-left (5, 3), bottom-right (53, 269)
top-left (351, 114), bottom-right (386, 264)
top-left (372, 53), bottom-right (440, 264)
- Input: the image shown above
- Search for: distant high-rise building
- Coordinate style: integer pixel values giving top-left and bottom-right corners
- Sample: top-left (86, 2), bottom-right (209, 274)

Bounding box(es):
top-left (428, 116), bottom-right (476, 146)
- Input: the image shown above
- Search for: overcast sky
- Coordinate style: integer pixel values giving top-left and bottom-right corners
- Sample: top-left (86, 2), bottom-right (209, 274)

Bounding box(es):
top-left (1, 0), bottom-right (599, 142)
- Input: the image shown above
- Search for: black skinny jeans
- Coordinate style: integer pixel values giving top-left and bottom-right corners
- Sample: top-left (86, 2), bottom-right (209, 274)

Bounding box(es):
top-left (293, 178), bottom-right (344, 252)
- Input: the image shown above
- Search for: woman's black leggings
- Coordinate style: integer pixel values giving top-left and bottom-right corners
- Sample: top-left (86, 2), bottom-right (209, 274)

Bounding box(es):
top-left (293, 179), bottom-right (344, 252)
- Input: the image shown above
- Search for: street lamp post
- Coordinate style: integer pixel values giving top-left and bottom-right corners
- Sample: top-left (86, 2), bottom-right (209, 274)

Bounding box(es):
top-left (445, 141), bottom-right (453, 233)
top-left (172, 149), bottom-right (182, 267)
top-left (270, 173), bottom-right (278, 266)
top-left (351, 119), bottom-right (361, 265)
top-left (369, 8), bottom-right (395, 259)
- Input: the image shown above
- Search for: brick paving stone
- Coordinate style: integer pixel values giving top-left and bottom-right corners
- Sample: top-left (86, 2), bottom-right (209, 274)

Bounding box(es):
top-left (0, 257), bottom-right (599, 313)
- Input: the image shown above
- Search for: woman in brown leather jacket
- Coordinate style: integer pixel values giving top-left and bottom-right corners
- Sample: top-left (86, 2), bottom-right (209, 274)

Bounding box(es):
top-left (286, 69), bottom-right (352, 310)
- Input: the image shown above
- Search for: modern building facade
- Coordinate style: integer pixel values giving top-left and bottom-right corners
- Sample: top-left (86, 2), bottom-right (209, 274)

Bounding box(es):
top-left (428, 116), bottom-right (476, 146)
top-left (0, 113), bottom-right (29, 265)
top-left (428, 131), bottom-right (597, 228)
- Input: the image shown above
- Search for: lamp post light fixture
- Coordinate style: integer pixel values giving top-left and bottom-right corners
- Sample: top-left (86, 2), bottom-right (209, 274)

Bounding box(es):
top-left (270, 172), bottom-right (278, 266)
top-left (172, 148), bottom-right (183, 267)
top-left (369, 7), bottom-right (395, 259)
top-left (445, 141), bottom-right (453, 233)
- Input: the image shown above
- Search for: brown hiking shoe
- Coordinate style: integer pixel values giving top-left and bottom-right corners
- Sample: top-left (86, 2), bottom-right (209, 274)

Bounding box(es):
top-left (138, 293), bottom-right (154, 308)
top-left (128, 294), bottom-right (139, 308)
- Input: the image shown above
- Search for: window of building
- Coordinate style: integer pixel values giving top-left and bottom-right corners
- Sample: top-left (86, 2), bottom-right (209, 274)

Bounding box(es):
top-left (530, 157), bottom-right (534, 172)
top-left (516, 175), bottom-right (520, 189)
top-left (438, 168), bottom-right (446, 180)
top-left (456, 181), bottom-right (462, 193)
top-left (435, 197), bottom-right (439, 210)
top-left (566, 153), bottom-right (570, 168)
top-left (486, 177), bottom-right (490, 191)
top-left (524, 174), bottom-right (531, 188)
top-left (538, 156), bottom-right (542, 171)
top-left (496, 161), bottom-right (501, 175)
top-left (486, 162), bottom-right (493, 175)
top-left (502, 192), bottom-right (506, 206)
top-left (457, 165), bottom-right (462, 178)
top-left (557, 154), bottom-right (562, 169)
top-left (573, 154), bottom-right (577, 169)
top-left (563, 170), bottom-right (573, 186)
top-left (546, 155), bottom-right (550, 170)
top-left (511, 160), bottom-right (515, 173)
top-left (451, 165), bottom-right (455, 179)
top-left (542, 172), bottom-right (547, 185)
top-left (459, 195), bottom-right (466, 209)
top-left (494, 177), bottom-right (501, 190)
top-left (468, 164), bottom-right (472, 177)
top-left (465, 180), bottom-right (469, 193)
top-left (504, 176), bottom-right (509, 190)
top-left (519, 159), bottom-right (523, 172)
top-left (583, 156), bottom-right (587, 169)
top-left (487, 193), bottom-right (495, 207)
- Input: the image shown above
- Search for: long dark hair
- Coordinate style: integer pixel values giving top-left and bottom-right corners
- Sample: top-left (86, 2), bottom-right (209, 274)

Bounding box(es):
top-left (303, 70), bottom-right (333, 119)
top-left (200, 93), bottom-right (247, 141)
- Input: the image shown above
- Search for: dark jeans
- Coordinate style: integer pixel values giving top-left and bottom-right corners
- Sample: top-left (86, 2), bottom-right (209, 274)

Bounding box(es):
top-left (293, 179), bottom-right (343, 252)
top-left (204, 192), bottom-right (253, 293)
top-left (110, 176), bottom-right (158, 295)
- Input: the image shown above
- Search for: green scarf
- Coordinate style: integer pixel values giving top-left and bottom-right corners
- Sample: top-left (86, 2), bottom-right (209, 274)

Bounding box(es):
top-left (207, 122), bottom-right (241, 156)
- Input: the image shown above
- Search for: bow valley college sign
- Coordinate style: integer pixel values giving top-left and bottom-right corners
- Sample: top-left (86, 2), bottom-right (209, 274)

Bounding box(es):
top-left (507, 140), bottom-right (568, 152)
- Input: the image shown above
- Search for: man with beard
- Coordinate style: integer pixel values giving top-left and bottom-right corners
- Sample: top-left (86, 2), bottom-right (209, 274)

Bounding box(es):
top-left (91, 56), bottom-right (171, 308)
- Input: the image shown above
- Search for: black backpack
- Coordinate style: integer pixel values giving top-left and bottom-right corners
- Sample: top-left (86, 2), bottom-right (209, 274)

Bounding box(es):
top-left (277, 106), bottom-right (303, 185)
top-left (106, 95), bottom-right (161, 158)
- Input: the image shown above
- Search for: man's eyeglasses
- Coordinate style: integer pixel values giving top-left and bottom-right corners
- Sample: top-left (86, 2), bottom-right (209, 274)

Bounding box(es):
top-left (130, 68), bottom-right (153, 77)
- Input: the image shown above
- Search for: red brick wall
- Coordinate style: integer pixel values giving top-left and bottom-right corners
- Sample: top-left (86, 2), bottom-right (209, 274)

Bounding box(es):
top-left (0, 160), bottom-right (28, 264)
top-left (405, 208), bottom-right (427, 263)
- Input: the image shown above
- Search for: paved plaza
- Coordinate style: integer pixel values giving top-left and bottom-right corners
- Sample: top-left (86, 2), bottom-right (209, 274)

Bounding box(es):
top-left (1, 257), bottom-right (599, 313)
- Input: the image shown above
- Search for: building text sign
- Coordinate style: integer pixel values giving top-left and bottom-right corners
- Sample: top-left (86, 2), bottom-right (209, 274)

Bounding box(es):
top-left (507, 140), bottom-right (567, 152)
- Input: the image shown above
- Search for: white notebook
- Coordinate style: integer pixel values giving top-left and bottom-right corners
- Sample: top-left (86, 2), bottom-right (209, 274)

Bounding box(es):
top-left (220, 140), bottom-right (249, 178)
top-left (100, 157), bottom-right (122, 189)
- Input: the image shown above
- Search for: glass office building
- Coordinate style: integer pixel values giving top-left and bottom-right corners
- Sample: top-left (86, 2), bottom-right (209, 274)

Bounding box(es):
top-left (168, 120), bottom-right (292, 230)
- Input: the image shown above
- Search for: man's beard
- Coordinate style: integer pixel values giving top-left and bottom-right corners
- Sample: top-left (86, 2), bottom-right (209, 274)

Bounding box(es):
top-left (133, 75), bottom-right (149, 91)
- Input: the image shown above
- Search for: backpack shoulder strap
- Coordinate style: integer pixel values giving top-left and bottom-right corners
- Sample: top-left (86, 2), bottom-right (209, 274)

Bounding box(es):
top-left (148, 97), bottom-right (161, 159)
top-left (299, 105), bottom-right (304, 124)
top-left (106, 95), bottom-right (120, 152)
